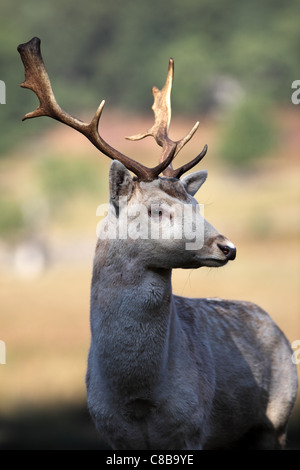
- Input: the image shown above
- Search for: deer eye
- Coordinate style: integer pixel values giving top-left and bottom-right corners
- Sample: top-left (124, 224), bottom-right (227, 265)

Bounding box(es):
top-left (148, 206), bottom-right (163, 219)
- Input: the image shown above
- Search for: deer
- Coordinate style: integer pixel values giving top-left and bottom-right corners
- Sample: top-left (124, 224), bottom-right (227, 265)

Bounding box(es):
top-left (18, 37), bottom-right (298, 450)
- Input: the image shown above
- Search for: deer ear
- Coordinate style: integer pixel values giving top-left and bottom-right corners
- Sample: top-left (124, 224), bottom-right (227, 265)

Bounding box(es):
top-left (109, 160), bottom-right (133, 207)
top-left (181, 170), bottom-right (208, 196)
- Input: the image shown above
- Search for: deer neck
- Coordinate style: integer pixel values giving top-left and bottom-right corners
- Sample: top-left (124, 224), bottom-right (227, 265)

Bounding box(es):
top-left (90, 239), bottom-right (176, 396)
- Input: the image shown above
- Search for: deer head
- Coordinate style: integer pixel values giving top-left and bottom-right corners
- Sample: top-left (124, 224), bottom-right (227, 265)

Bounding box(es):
top-left (18, 37), bottom-right (236, 269)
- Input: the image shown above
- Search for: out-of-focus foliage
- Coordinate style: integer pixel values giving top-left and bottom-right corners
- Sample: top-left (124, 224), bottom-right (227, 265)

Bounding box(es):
top-left (0, 0), bottom-right (299, 154)
top-left (0, 196), bottom-right (23, 238)
top-left (218, 98), bottom-right (277, 168)
top-left (38, 157), bottom-right (101, 206)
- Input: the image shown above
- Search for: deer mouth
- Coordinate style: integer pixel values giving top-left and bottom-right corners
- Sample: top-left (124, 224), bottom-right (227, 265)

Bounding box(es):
top-left (206, 258), bottom-right (229, 267)
top-left (193, 256), bottom-right (230, 268)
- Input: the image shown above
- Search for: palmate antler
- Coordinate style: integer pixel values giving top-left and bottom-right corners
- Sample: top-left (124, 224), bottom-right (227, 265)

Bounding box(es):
top-left (127, 58), bottom-right (207, 179)
top-left (18, 37), bottom-right (207, 181)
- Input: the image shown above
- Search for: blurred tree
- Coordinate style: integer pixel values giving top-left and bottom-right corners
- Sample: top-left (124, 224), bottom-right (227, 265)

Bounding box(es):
top-left (0, 0), bottom-right (298, 154)
top-left (37, 156), bottom-right (101, 208)
top-left (217, 97), bottom-right (277, 168)
top-left (0, 196), bottom-right (23, 239)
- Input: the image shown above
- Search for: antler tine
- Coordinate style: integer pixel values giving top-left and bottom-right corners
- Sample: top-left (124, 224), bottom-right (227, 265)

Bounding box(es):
top-left (172, 144), bottom-right (208, 179)
top-left (126, 58), bottom-right (203, 178)
top-left (17, 37), bottom-right (158, 181)
top-left (126, 59), bottom-right (174, 147)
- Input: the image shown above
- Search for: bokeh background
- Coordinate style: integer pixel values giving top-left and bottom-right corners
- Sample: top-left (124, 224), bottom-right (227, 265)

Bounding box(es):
top-left (0, 0), bottom-right (299, 449)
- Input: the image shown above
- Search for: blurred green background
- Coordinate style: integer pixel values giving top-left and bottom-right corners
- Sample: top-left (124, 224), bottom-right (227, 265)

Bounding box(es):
top-left (0, 0), bottom-right (299, 449)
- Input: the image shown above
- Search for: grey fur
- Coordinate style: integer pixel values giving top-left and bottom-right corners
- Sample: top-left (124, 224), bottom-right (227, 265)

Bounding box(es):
top-left (86, 163), bottom-right (298, 450)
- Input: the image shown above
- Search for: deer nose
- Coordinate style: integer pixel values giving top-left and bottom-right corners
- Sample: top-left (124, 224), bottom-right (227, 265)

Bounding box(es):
top-left (217, 242), bottom-right (236, 261)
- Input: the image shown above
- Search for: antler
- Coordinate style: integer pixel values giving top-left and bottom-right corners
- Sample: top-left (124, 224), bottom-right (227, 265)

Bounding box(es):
top-left (17, 37), bottom-right (176, 182)
top-left (126, 58), bottom-right (207, 178)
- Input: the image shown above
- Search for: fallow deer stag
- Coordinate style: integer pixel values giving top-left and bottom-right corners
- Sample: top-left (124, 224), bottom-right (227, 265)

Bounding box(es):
top-left (18, 37), bottom-right (298, 450)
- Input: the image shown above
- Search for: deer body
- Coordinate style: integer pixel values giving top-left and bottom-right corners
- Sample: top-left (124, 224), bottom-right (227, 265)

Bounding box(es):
top-left (18, 38), bottom-right (298, 450)
top-left (86, 169), bottom-right (297, 450)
